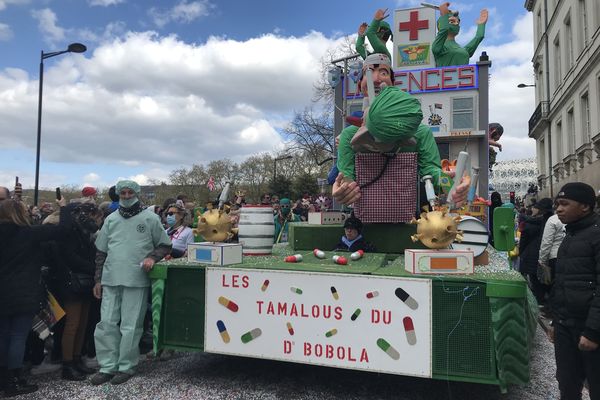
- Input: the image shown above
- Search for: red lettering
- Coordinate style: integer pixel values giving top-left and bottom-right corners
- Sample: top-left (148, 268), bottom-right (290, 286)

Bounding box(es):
top-left (290, 303), bottom-right (298, 317)
top-left (284, 340), bottom-right (292, 354)
top-left (277, 302), bottom-right (287, 315)
top-left (326, 345), bottom-right (333, 359)
top-left (334, 306), bottom-right (343, 320)
top-left (458, 66), bottom-right (475, 87)
top-left (442, 67), bottom-right (457, 89)
top-left (348, 347), bottom-right (356, 362)
top-left (395, 72), bottom-right (408, 90)
top-left (311, 305), bottom-right (320, 319)
top-left (256, 300), bottom-right (263, 314)
top-left (242, 275), bottom-right (249, 288)
top-left (221, 274), bottom-right (229, 287)
top-left (408, 71), bottom-right (422, 92)
top-left (304, 342), bottom-right (311, 356)
top-left (371, 309), bottom-right (380, 323)
top-left (232, 275), bottom-right (240, 287)
top-left (424, 69), bottom-right (440, 90)
top-left (315, 344), bottom-right (323, 357)
top-left (323, 305), bottom-right (331, 319)
top-left (360, 349), bottom-right (369, 363)
top-left (300, 304), bottom-right (309, 318)
top-left (337, 346), bottom-right (345, 359)
top-left (267, 302), bottom-right (275, 315)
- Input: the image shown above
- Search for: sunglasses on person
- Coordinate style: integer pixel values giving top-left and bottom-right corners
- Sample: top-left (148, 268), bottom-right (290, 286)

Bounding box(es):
top-left (166, 211), bottom-right (181, 216)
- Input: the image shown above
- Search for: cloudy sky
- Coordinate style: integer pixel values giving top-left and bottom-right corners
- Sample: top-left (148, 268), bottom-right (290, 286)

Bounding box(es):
top-left (0, 0), bottom-right (535, 191)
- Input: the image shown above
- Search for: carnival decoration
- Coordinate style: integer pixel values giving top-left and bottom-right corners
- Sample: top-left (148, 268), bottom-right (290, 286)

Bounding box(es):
top-left (193, 182), bottom-right (238, 242)
top-left (327, 67), bottom-right (342, 88)
top-left (410, 210), bottom-right (463, 249)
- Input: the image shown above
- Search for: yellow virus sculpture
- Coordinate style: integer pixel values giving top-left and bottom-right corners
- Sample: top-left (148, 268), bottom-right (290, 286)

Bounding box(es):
top-left (410, 210), bottom-right (463, 249)
top-left (193, 209), bottom-right (238, 242)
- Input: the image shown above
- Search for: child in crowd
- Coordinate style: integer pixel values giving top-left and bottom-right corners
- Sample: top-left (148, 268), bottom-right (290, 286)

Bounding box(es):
top-left (334, 215), bottom-right (375, 253)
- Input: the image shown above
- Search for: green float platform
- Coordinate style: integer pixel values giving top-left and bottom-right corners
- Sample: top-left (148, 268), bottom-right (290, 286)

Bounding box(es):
top-left (149, 224), bottom-right (536, 393)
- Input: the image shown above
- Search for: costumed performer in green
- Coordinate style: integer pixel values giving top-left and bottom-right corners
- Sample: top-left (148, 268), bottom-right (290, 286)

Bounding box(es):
top-left (432, 2), bottom-right (488, 67)
top-left (274, 198), bottom-right (301, 244)
top-left (332, 53), bottom-right (469, 207)
top-left (356, 8), bottom-right (393, 60)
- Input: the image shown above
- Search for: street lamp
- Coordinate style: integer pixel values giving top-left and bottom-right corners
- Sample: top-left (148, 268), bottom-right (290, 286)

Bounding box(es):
top-left (517, 83), bottom-right (535, 88)
top-left (34, 42), bottom-right (87, 206)
top-left (273, 155), bottom-right (293, 182)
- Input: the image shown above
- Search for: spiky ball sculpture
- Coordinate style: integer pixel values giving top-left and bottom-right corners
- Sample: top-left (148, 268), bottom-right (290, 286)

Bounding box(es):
top-left (193, 209), bottom-right (238, 242)
top-left (410, 210), bottom-right (463, 249)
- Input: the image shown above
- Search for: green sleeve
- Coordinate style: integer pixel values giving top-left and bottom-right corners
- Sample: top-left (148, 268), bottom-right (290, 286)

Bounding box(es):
top-left (336, 125), bottom-right (359, 181)
top-left (414, 124), bottom-right (442, 191)
top-left (432, 14), bottom-right (450, 60)
top-left (356, 34), bottom-right (367, 59)
top-left (365, 18), bottom-right (391, 58)
top-left (464, 23), bottom-right (486, 57)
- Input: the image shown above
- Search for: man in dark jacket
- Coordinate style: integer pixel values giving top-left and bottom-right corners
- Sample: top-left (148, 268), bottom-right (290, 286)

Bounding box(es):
top-left (549, 182), bottom-right (600, 400)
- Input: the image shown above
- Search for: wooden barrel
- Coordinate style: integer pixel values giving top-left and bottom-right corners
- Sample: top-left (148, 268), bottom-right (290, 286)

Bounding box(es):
top-left (451, 216), bottom-right (489, 257)
top-left (238, 205), bottom-right (275, 255)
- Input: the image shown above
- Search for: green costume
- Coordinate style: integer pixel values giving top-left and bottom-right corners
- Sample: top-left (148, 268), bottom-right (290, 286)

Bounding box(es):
top-left (432, 14), bottom-right (485, 67)
top-left (356, 19), bottom-right (392, 60)
top-left (94, 180), bottom-right (171, 376)
top-left (337, 86), bottom-right (442, 189)
top-left (274, 198), bottom-right (301, 243)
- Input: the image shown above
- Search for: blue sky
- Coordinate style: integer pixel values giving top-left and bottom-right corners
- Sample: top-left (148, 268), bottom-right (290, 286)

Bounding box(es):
top-left (0, 0), bottom-right (535, 193)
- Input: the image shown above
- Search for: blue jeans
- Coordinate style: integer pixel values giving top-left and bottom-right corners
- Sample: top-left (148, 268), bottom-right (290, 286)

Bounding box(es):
top-left (0, 313), bottom-right (35, 369)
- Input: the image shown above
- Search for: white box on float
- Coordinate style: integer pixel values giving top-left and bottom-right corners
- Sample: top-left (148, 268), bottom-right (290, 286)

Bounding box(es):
top-left (187, 242), bottom-right (242, 266)
top-left (405, 249), bottom-right (474, 275)
top-left (307, 211), bottom-right (347, 225)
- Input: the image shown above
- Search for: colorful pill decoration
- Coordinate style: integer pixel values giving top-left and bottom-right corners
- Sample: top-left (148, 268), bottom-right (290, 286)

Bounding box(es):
top-left (350, 250), bottom-right (364, 261)
top-left (241, 328), bottom-right (262, 344)
top-left (216, 320), bottom-right (230, 344)
top-left (403, 316), bottom-right (417, 345)
top-left (286, 322), bottom-right (295, 336)
top-left (332, 255), bottom-right (348, 265)
top-left (261, 279), bottom-right (270, 292)
top-left (218, 296), bottom-right (239, 312)
top-left (395, 287), bottom-right (419, 310)
top-left (313, 249), bottom-right (326, 259)
top-left (376, 338), bottom-right (400, 360)
top-left (350, 308), bottom-right (361, 321)
top-left (325, 328), bottom-right (338, 338)
top-left (285, 254), bottom-right (303, 263)
top-left (366, 290), bottom-right (379, 299)
top-left (290, 287), bottom-right (303, 295)
top-left (330, 286), bottom-right (339, 300)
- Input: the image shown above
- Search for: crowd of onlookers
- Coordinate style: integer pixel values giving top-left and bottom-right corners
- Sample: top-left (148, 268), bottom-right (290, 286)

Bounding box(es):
top-left (1, 180), bottom-right (599, 399)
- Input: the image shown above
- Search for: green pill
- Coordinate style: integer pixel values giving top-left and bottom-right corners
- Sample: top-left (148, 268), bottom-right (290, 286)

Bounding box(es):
top-left (241, 328), bottom-right (262, 344)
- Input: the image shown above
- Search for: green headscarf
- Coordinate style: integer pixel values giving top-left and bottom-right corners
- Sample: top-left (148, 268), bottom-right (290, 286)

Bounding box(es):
top-left (366, 86), bottom-right (423, 143)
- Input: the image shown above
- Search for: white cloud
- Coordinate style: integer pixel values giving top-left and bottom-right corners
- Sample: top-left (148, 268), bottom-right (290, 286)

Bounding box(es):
top-left (0, 22), bottom-right (12, 41)
top-left (0, 0), bottom-right (28, 12)
top-left (149, 0), bottom-right (212, 28)
top-left (31, 8), bottom-right (65, 45)
top-left (88, 0), bottom-right (124, 6)
top-left (83, 172), bottom-right (100, 182)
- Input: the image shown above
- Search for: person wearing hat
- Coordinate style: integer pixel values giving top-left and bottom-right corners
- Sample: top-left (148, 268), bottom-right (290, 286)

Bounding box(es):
top-left (81, 187), bottom-right (97, 204)
top-left (356, 8), bottom-right (392, 60)
top-left (517, 197), bottom-right (554, 306)
top-left (432, 2), bottom-right (488, 67)
top-left (332, 52), bottom-right (469, 207)
top-left (547, 182), bottom-right (600, 400)
top-left (90, 180), bottom-right (171, 386)
top-left (334, 215), bottom-right (375, 252)
top-left (274, 198), bottom-right (301, 244)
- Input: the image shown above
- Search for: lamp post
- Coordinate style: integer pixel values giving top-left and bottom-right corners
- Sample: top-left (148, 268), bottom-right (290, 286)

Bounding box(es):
top-left (34, 42), bottom-right (87, 206)
top-left (273, 155), bottom-right (293, 182)
top-left (517, 83), bottom-right (535, 88)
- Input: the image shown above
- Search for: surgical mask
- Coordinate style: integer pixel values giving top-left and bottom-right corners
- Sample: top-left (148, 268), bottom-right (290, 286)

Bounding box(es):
top-left (119, 197), bottom-right (138, 208)
top-left (166, 214), bottom-right (177, 227)
top-left (449, 24), bottom-right (460, 35)
top-left (280, 205), bottom-right (290, 216)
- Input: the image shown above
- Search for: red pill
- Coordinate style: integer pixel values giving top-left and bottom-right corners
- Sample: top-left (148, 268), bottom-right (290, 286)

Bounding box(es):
top-left (218, 296), bottom-right (239, 312)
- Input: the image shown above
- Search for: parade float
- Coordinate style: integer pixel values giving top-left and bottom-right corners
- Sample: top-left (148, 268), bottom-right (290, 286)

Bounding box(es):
top-left (149, 4), bottom-right (536, 394)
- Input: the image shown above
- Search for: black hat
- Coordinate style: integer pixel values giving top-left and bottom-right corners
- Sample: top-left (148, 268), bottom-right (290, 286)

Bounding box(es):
top-left (344, 216), bottom-right (363, 233)
top-left (532, 197), bottom-right (553, 213)
top-left (556, 182), bottom-right (596, 209)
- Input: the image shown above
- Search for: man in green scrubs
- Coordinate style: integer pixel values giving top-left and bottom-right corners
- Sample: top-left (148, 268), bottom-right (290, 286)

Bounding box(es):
top-left (90, 180), bottom-right (171, 385)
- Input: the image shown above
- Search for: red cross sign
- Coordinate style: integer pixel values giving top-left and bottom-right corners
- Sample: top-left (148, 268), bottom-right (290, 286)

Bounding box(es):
top-left (399, 10), bottom-right (429, 41)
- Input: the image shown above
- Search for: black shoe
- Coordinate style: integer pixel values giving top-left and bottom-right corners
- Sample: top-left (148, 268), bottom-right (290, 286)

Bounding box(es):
top-left (4, 369), bottom-right (38, 397)
top-left (62, 363), bottom-right (86, 381)
top-left (110, 372), bottom-right (133, 385)
top-left (90, 372), bottom-right (114, 386)
top-left (73, 357), bottom-right (96, 375)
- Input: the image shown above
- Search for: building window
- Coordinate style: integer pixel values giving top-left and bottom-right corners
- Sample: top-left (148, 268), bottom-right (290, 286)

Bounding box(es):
top-left (553, 34), bottom-right (561, 88)
top-left (564, 14), bottom-right (574, 70)
top-left (451, 97), bottom-right (474, 130)
top-left (579, 0), bottom-right (588, 48)
top-left (555, 120), bottom-right (563, 161)
top-left (581, 91), bottom-right (590, 142)
top-left (567, 107), bottom-right (575, 153)
top-left (539, 137), bottom-right (546, 173)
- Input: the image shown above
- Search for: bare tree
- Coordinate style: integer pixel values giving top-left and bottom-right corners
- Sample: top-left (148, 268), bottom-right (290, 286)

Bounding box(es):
top-left (281, 106), bottom-right (335, 164)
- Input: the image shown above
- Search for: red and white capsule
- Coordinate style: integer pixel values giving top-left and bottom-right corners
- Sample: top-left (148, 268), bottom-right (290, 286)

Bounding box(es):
top-left (313, 249), bottom-right (326, 259)
top-left (284, 254), bottom-right (303, 263)
top-left (350, 250), bottom-right (364, 260)
top-left (403, 316), bottom-right (417, 345)
top-left (332, 255), bottom-right (348, 265)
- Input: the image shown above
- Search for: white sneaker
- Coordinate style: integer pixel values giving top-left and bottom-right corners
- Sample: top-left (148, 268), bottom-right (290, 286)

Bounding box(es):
top-left (82, 356), bottom-right (99, 369)
top-left (30, 359), bottom-right (61, 375)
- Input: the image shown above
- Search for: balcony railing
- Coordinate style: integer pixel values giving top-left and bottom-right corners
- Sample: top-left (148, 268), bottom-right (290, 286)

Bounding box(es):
top-left (528, 101), bottom-right (549, 136)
